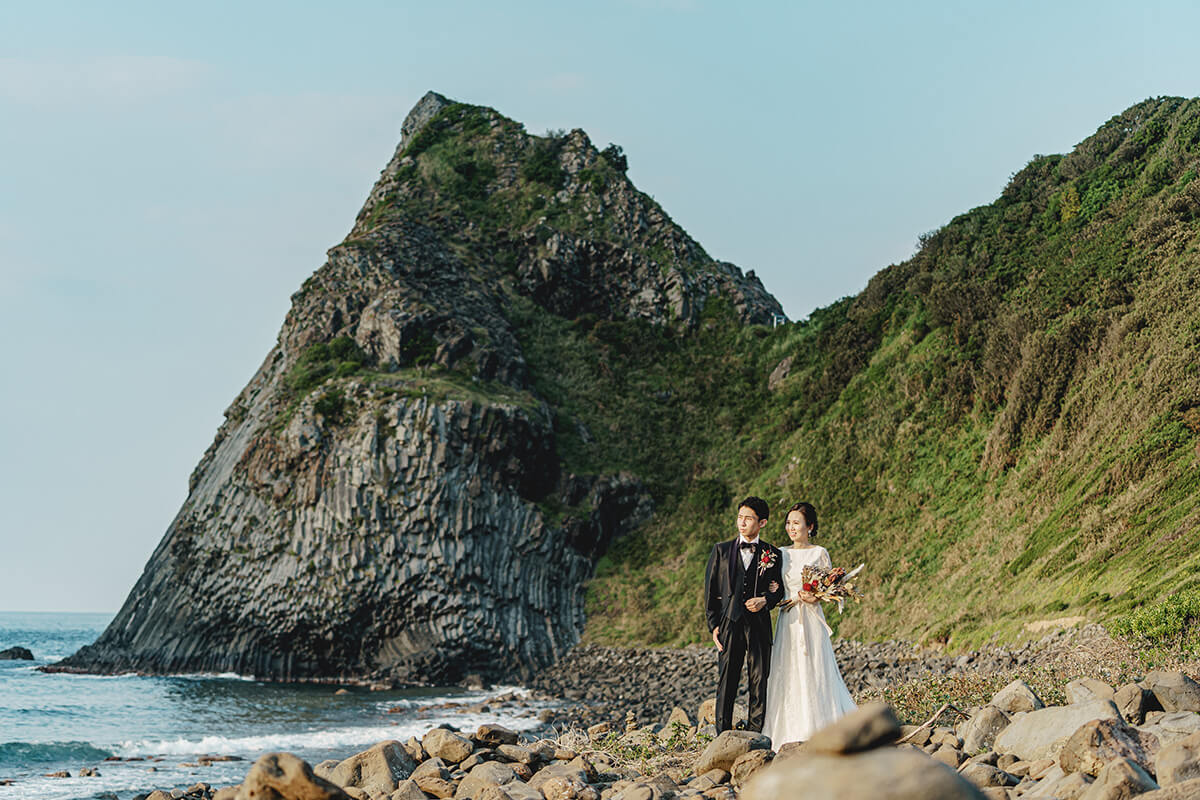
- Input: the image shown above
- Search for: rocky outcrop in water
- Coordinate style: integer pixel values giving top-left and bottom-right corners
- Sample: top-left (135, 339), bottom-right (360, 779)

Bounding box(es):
top-left (54, 91), bottom-right (783, 684)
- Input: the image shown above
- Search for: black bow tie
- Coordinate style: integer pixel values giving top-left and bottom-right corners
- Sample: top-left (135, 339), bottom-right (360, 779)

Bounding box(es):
top-left (740, 542), bottom-right (756, 551)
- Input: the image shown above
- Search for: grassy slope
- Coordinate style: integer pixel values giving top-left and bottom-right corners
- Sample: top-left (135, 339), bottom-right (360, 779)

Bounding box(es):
top-left (324, 96), bottom-right (1200, 651)
top-left (544, 96), bottom-right (1200, 650)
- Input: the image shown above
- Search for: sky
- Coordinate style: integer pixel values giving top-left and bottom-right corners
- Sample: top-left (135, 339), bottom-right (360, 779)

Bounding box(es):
top-left (2, 1), bottom-right (1199, 613)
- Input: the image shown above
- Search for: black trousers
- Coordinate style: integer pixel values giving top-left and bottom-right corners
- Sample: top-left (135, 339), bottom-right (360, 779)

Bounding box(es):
top-left (716, 615), bottom-right (771, 733)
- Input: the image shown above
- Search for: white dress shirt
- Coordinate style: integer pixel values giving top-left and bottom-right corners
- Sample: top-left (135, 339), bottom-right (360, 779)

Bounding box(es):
top-left (739, 536), bottom-right (760, 569)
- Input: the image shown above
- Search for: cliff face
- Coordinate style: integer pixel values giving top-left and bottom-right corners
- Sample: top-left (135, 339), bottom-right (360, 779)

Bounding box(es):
top-left (58, 92), bottom-right (783, 683)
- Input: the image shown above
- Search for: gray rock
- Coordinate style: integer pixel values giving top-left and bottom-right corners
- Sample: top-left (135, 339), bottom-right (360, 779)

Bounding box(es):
top-left (990, 680), bottom-right (1045, 714)
top-left (741, 747), bottom-right (986, 799)
top-left (498, 782), bottom-right (544, 800)
top-left (529, 762), bottom-right (590, 789)
top-left (697, 699), bottom-right (716, 726)
top-left (0, 647), bottom-right (33, 660)
top-left (412, 758), bottom-right (449, 781)
top-left (729, 749), bottom-right (773, 789)
top-left (804, 703), bottom-right (901, 755)
top-left (1115, 684), bottom-right (1154, 725)
top-left (960, 706), bottom-right (1011, 754)
top-left (1138, 711), bottom-right (1200, 748)
top-left (1077, 757), bottom-right (1158, 800)
top-left (959, 763), bottom-right (1018, 789)
top-left (1059, 717), bottom-right (1158, 777)
top-left (390, 779), bottom-right (431, 800)
top-left (1031, 771), bottom-right (1094, 799)
top-left (1130, 777), bottom-right (1200, 798)
top-left (932, 745), bottom-right (966, 769)
top-left (476, 725), bottom-right (519, 747)
top-left (666, 706), bottom-right (692, 729)
top-left (693, 730), bottom-right (771, 774)
top-left (1143, 672), bottom-right (1200, 714)
top-left (424, 729), bottom-right (474, 765)
top-left (314, 758), bottom-right (341, 781)
top-left (455, 761), bottom-right (517, 799)
top-left (234, 752), bottom-right (350, 800)
top-left (1155, 730), bottom-right (1200, 786)
top-left (327, 740), bottom-right (416, 794)
top-left (1067, 679), bottom-right (1116, 705)
top-left (993, 699), bottom-right (1121, 762)
top-left (495, 744), bottom-right (535, 765)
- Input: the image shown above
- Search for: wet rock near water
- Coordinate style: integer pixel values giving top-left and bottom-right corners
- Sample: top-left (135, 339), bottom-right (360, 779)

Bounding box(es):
top-left (126, 663), bottom-right (1200, 800)
top-left (0, 646), bottom-right (34, 660)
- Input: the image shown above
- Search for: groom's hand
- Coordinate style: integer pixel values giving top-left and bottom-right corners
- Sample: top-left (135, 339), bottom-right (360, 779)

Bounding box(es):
top-left (745, 597), bottom-right (766, 613)
top-left (712, 627), bottom-right (723, 652)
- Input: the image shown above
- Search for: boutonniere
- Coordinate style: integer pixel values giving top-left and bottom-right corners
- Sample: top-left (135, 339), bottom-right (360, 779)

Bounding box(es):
top-left (757, 548), bottom-right (777, 575)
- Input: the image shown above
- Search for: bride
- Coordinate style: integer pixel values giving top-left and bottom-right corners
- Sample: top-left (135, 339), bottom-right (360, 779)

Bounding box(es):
top-left (762, 502), bottom-right (856, 746)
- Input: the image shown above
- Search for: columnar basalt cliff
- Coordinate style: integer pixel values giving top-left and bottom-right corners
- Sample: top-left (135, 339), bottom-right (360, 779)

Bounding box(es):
top-left (56, 92), bottom-right (784, 683)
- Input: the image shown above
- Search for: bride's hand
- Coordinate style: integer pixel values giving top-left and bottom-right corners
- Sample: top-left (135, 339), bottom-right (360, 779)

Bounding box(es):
top-left (798, 590), bottom-right (818, 604)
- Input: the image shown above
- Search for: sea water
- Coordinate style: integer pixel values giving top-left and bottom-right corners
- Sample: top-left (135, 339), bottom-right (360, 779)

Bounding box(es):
top-left (0, 612), bottom-right (548, 800)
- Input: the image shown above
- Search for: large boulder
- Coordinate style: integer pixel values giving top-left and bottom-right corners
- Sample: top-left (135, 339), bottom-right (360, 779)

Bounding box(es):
top-left (693, 730), bottom-right (771, 774)
top-left (1143, 672), bottom-right (1200, 714)
top-left (1138, 712), bottom-right (1200, 748)
top-left (1132, 777), bottom-right (1200, 798)
top-left (1155, 730), bottom-right (1200, 786)
top-left (741, 748), bottom-right (986, 800)
top-left (234, 752), bottom-right (350, 800)
top-left (959, 706), bottom-right (1011, 754)
top-left (990, 680), bottom-right (1044, 714)
top-left (1059, 717), bottom-right (1159, 777)
top-left (805, 703), bottom-right (901, 755)
top-left (993, 699), bottom-right (1121, 762)
top-left (1077, 757), bottom-right (1158, 800)
top-left (325, 740), bottom-right (415, 794)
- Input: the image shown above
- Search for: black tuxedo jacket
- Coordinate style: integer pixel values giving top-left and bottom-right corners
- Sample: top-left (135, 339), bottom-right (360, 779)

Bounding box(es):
top-left (704, 538), bottom-right (784, 639)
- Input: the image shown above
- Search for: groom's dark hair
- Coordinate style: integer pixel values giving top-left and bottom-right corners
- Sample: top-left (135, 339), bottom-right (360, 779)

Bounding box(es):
top-left (737, 496), bottom-right (769, 521)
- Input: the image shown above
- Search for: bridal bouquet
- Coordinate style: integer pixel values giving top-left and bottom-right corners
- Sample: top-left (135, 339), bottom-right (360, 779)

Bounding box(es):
top-left (788, 563), bottom-right (865, 613)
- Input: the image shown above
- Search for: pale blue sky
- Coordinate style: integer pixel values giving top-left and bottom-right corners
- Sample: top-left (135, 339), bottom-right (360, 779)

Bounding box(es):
top-left (2, 1), bottom-right (1197, 612)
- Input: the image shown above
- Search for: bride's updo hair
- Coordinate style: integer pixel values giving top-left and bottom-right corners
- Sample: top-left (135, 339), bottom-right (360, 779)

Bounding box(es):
top-left (786, 502), bottom-right (818, 539)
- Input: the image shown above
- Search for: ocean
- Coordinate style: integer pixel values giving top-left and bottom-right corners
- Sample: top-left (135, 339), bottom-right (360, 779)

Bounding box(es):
top-left (0, 612), bottom-right (548, 800)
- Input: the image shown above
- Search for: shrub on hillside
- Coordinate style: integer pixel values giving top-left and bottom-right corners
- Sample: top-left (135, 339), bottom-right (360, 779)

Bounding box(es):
top-left (1108, 589), bottom-right (1200, 663)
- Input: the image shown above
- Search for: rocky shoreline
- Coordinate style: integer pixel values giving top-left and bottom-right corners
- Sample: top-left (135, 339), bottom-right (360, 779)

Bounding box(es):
top-left (110, 657), bottom-right (1200, 800)
top-left (528, 627), bottom-right (1094, 729)
top-left (20, 627), bottom-right (1200, 800)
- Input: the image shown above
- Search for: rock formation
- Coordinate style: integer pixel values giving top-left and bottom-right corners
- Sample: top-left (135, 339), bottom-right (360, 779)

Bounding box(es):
top-left (54, 91), bottom-right (784, 683)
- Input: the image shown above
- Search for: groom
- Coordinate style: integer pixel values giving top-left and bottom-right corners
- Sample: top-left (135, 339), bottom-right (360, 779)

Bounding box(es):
top-left (704, 496), bottom-right (784, 733)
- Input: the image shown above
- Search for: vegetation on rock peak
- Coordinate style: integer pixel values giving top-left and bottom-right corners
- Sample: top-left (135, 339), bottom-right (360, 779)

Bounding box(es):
top-left (285, 93), bottom-right (1200, 654)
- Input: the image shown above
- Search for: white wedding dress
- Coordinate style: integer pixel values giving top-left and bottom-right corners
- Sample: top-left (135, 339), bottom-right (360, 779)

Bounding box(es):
top-left (762, 545), bottom-right (857, 746)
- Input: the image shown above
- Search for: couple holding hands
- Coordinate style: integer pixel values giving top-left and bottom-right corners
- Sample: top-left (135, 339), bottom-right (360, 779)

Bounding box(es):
top-left (704, 496), bottom-right (856, 747)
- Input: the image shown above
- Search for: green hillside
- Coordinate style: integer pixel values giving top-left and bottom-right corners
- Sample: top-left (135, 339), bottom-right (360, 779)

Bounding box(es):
top-left (536, 96), bottom-right (1200, 649)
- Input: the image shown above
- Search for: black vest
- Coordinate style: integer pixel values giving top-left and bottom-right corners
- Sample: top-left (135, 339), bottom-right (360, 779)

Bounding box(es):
top-left (731, 545), bottom-right (756, 621)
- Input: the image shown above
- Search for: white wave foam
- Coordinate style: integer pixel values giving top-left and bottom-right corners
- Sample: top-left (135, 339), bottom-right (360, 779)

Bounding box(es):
top-left (117, 724), bottom-right (413, 758)
top-left (117, 705), bottom-right (544, 760)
